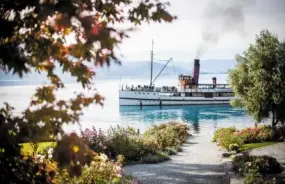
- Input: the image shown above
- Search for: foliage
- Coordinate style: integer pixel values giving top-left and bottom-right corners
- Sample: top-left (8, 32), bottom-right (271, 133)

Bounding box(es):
top-left (141, 151), bottom-right (170, 164)
top-left (240, 142), bottom-right (277, 152)
top-left (229, 30), bottom-right (285, 127)
top-left (143, 122), bottom-right (190, 150)
top-left (0, 153), bottom-right (56, 184)
top-left (213, 127), bottom-right (243, 151)
top-left (56, 154), bottom-right (136, 184)
top-left (229, 143), bottom-right (240, 152)
top-left (233, 154), bottom-right (283, 176)
top-left (81, 122), bottom-right (189, 164)
top-left (244, 169), bottom-right (266, 184)
top-left (105, 126), bottom-right (147, 163)
top-left (218, 132), bottom-right (243, 151)
top-left (163, 147), bottom-right (178, 155)
top-left (53, 133), bottom-right (95, 176)
top-left (81, 127), bottom-right (107, 153)
top-left (0, 0), bottom-right (176, 178)
top-left (213, 127), bottom-right (236, 142)
top-left (236, 125), bottom-right (273, 143)
top-left (213, 126), bottom-right (283, 151)
top-left (21, 141), bottom-right (56, 155)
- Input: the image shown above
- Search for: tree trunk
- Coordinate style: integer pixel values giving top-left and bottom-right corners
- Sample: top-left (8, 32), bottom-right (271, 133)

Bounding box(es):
top-left (272, 110), bottom-right (275, 128)
top-left (272, 110), bottom-right (279, 130)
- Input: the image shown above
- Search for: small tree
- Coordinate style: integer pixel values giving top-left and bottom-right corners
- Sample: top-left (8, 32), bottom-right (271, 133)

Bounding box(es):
top-left (229, 30), bottom-right (285, 128)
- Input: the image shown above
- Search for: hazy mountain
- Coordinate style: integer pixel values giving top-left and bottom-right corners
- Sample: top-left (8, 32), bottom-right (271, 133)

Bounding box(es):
top-left (0, 59), bottom-right (236, 82)
top-left (94, 59), bottom-right (237, 78)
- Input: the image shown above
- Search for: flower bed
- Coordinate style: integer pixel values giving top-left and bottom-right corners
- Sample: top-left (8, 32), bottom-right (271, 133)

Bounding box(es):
top-left (81, 122), bottom-right (190, 164)
top-left (213, 126), bottom-right (285, 184)
top-left (233, 154), bottom-right (283, 176)
top-left (213, 125), bottom-right (283, 151)
top-left (233, 154), bottom-right (283, 184)
top-left (236, 126), bottom-right (273, 143)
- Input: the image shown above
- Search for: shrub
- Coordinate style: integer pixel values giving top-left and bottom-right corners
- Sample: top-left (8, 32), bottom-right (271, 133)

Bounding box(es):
top-left (233, 154), bottom-right (283, 176)
top-left (56, 154), bottom-right (137, 184)
top-left (105, 126), bottom-right (148, 163)
top-left (81, 122), bottom-right (190, 164)
top-left (144, 122), bottom-right (190, 149)
top-left (237, 125), bottom-right (273, 143)
top-left (229, 143), bottom-right (240, 152)
top-left (81, 127), bottom-right (108, 153)
top-left (244, 169), bottom-right (264, 184)
top-left (163, 147), bottom-right (178, 155)
top-left (1, 155), bottom-right (56, 184)
top-left (141, 151), bottom-right (170, 164)
top-left (142, 134), bottom-right (161, 152)
top-left (213, 127), bottom-right (236, 142)
top-left (38, 144), bottom-right (55, 160)
top-left (217, 131), bottom-right (243, 151)
top-left (213, 125), bottom-right (280, 151)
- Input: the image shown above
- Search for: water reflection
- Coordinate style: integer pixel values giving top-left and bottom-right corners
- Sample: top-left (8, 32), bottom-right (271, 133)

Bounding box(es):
top-left (119, 105), bottom-right (252, 134)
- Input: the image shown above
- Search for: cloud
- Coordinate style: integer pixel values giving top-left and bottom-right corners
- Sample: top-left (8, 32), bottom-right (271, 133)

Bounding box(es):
top-left (118, 0), bottom-right (285, 61)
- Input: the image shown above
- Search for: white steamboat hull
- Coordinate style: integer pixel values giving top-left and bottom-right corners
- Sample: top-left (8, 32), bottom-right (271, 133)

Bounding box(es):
top-left (119, 91), bottom-right (234, 106)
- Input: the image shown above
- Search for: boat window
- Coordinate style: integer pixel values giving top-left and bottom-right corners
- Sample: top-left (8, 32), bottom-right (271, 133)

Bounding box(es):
top-left (139, 92), bottom-right (140, 94)
top-left (185, 92), bottom-right (192, 97)
top-left (154, 93), bottom-right (155, 95)
top-left (218, 92), bottom-right (234, 97)
top-left (205, 92), bottom-right (213, 98)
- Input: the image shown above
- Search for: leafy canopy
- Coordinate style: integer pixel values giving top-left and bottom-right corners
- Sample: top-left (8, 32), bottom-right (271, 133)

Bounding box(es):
top-left (0, 0), bottom-right (176, 178)
top-left (229, 30), bottom-right (285, 127)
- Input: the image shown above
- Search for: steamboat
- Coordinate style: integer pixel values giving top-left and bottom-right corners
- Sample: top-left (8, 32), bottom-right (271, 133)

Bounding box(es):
top-left (119, 42), bottom-right (235, 106)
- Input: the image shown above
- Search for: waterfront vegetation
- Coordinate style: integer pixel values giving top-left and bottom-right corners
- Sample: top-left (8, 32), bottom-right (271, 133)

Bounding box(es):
top-left (213, 125), bottom-right (285, 152)
top-left (229, 30), bottom-right (285, 129)
top-left (233, 154), bottom-right (283, 184)
top-left (213, 125), bottom-right (285, 183)
top-left (81, 122), bottom-right (190, 164)
top-left (226, 30), bottom-right (285, 183)
top-left (16, 122), bottom-right (189, 183)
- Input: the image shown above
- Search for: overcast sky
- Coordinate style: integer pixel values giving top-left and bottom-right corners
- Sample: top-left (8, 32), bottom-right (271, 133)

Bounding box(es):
top-left (116, 0), bottom-right (285, 62)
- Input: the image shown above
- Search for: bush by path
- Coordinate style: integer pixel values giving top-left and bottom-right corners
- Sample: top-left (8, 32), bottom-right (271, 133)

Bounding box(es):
top-left (213, 125), bottom-right (284, 151)
top-left (233, 154), bottom-right (283, 184)
top-left (81, 122), bottom-right (190, 164)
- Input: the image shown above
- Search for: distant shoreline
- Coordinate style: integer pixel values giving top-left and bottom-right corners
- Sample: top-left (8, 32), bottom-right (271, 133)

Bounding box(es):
top-left (0, 73), bottom-right (229, 87)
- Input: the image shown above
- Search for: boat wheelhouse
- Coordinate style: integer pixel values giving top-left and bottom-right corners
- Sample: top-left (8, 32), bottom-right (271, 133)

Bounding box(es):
top-left (119, 41), bottom-right (235, 106)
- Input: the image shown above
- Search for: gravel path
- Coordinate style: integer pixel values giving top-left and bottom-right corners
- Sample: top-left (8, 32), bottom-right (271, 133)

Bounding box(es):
top-left (123, 134), bottom-right (229, 184)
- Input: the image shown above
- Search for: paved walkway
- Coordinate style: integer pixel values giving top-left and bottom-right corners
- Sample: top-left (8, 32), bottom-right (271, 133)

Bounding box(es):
top-left (123, 134), bottom-right (229, 184)
top-left (249, 142), bottom-right (285, 166)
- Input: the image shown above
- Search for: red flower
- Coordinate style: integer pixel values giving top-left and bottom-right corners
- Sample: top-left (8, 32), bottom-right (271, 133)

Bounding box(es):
top-left (71, 132), bottom-right (77, 136)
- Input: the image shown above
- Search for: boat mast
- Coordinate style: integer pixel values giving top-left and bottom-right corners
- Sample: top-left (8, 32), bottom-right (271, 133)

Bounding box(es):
top-left (150, 39), bottom-right (154, 87)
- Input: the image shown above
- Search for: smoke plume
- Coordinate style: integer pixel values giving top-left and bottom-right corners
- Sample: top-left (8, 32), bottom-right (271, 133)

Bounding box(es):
top-left (196, 0), bottom-right (255, 58)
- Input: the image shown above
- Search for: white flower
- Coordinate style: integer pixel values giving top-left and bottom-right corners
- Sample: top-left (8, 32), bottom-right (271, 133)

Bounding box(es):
top-left (99, 153), bottom-right (108, 162)
top-left (47, 148), bottom-right (54, 159)
top-left (35, 154), bottom-right (45, 162)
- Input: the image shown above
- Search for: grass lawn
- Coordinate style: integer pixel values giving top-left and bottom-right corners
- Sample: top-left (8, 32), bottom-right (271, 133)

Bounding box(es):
top-left (20, 142), bottom-right (56, 155)
top-left (240, 142), bottom-right (278, 152)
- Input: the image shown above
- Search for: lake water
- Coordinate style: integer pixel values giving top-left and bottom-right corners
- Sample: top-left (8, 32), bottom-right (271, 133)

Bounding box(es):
top-left (0, 74), bottom-right (255, 135)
